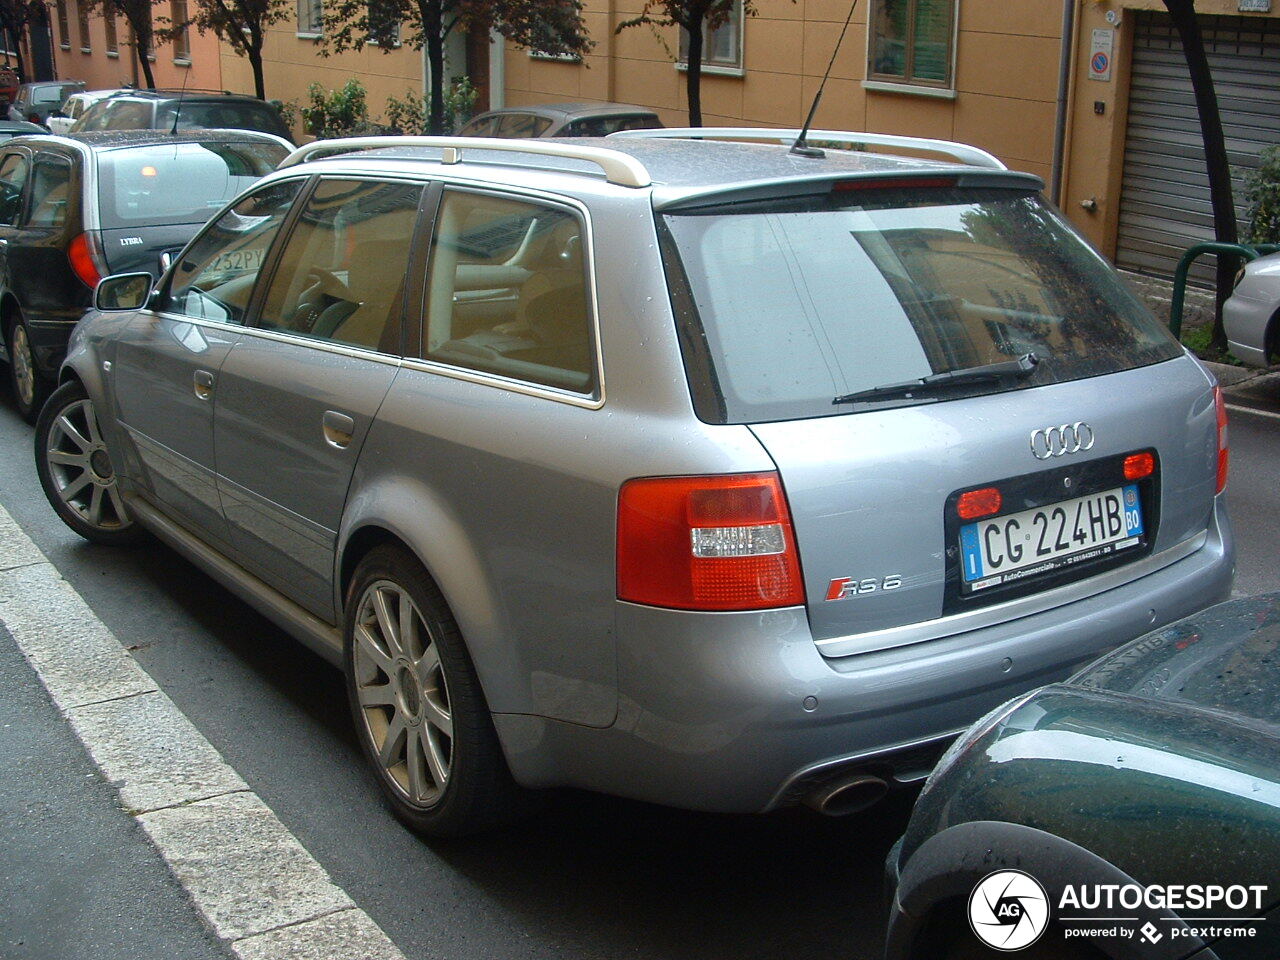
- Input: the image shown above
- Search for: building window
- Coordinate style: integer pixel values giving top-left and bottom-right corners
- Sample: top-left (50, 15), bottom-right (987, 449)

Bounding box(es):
top-left (170, 0), bottom-right (190, 60)
top-left (55, 0), bottom-right (70, 47)
top-left (367, 1), bottom-right (399, 47)
top-left (104, 7), bottom-right (118, 54)
top-left (868, 0), bottom-right (956, 87)
top-left (296, 0), bottom-right (322, 36)
top-left (678, 0), bottom-right (743, 70)
top-left (75, 0), bottom-right (90, 50)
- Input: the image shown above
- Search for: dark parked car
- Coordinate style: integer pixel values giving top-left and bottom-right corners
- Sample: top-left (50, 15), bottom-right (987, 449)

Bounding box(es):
top-left (0, 120), bottom-right (48, 143)
top-left (8, 81), bottom-right (85, 124)
top-left (885, 594), bottom-right (1280, 959)
top-left (456, 102), bottom-right (662, 138)
top-left (0, 129), bottom-right (288, 419)
top-left (68, 90), bottom-right (294, 144)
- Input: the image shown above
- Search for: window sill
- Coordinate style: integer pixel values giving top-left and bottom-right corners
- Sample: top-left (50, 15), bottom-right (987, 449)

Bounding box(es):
top-left (173, 57), bottom-right (191, 66)
top-left (59, 43), bottom-right (70, 50)
top-left (79, 46), bottom-right (91, 54)
top-left (862, 79), bottom-right (956, 100)
top-left (529, 51), bottom-right (581, 62)
top-left (296, 31), bottom-right (323, 39)
top-left (676, 61), bottom-right (744, 78)
top-left (105, 50), bottom-right (119, 58)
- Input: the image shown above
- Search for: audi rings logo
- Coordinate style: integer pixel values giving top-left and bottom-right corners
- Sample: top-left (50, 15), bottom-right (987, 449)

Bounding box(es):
top-left (969, 870), bottom-right (1051, 951)
top-left (1030, 422), bottom-right (1095, 460)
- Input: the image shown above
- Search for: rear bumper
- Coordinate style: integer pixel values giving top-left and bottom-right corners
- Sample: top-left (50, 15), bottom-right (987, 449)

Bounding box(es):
top-left (495, 499), bottom-right (1234, 812)
top-left (1223, 290), bottom-right (1273, 367)
top-left (26, 315), bottom-right (83, 377)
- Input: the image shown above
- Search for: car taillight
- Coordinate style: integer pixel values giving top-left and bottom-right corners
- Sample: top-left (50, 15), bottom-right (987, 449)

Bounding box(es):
top-left (1214, 385), bottom-right (1229, 494)
top-left (956, 486), bottom-right (1002, 520)
top-left (1123, 452), bottom-right (1155, 481)
top-left (68, 232), bottom-right (106, 289)
top-left (617, 472), bottom-right (806, 611)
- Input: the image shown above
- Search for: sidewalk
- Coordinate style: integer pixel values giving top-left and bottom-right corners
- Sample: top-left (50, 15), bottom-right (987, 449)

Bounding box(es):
top-left (0, 622), bottom-right (232, 960)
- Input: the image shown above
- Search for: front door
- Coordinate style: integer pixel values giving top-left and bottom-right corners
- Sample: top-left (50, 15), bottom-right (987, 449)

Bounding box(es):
top-left (214, 178), bottom-right (426, 621)
top-left (111, 179), bottom-right (303, 548)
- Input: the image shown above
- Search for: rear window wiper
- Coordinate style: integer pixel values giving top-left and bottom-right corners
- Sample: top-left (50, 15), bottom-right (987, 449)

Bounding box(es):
top-left (833, 353), bottom-right (1040, 406)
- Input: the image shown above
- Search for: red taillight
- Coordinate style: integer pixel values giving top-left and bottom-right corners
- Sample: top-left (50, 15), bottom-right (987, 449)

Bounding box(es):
top-left (617, 472), bottom-right (806, 611)
top-left (68, 232), bottom-right (104, 289)
top-left (1214, 385), bottom-right (1229, 494)
top-left (956, 487), bottom-right (1002, 521)
top-left (1123, 452), bottom-right (1155, 481)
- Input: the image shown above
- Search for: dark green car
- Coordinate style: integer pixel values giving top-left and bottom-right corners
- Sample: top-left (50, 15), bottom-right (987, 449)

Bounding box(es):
top-left (885, 594), bottom-right (1280, 960)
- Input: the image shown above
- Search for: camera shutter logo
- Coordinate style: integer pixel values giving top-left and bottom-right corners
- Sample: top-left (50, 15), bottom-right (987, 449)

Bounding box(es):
top-left (968, 870), bottom-right (1051, 951)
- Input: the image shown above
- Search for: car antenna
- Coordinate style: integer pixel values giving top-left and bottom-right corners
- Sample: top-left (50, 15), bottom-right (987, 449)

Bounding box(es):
top-left (170, 68), bottom-right (190, 136)
top-left (790, 0), bottom-right (860, 159)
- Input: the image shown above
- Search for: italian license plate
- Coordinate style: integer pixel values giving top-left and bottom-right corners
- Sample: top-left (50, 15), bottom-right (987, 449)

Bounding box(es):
top-left (959, 485), bottom-right (1144, 592)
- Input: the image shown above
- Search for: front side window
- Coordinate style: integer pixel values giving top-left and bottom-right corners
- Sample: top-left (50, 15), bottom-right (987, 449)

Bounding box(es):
top-left (869, 0), bottom-right (955, 87)
top-left (425, 190), bottom-right (595, 394)
top-left (679, 0), bottom-right (743, 70)
top-left (164, 179), bottom-right (304, 324)
top-left (28, 157), bottom-right (73, 227)
top-left (662, 186), bottom-right (1182, 424)
top-left (257, 178), bottom-right (423, 354)
top-left (0, 153), bottom-right (30, 225)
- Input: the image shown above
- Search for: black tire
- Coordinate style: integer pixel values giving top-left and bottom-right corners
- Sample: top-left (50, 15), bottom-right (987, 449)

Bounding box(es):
top-left (34, 380), bottom-right (143, 545)
top-left (344, 544), bottom-right (528, 837)
top-left (6, 311), bottom-right (49, 423)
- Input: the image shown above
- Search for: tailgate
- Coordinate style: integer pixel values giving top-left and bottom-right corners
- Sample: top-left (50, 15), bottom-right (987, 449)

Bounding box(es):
top-left (749, 356), bottom-right (1220, 656)
top-left (98, 224), bottom-right (201, 279)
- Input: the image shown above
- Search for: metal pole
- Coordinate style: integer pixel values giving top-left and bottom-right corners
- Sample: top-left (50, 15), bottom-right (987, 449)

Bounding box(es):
top-left (1050, 0), bottom-right (1077, 205)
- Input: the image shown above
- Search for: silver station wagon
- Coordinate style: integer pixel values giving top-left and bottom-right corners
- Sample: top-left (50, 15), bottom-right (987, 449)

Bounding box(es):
top-left (35, 130), bottom-right (1235, 836)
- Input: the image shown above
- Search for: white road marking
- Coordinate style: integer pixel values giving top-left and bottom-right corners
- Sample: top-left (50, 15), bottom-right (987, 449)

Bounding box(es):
top-left (0, 503), bottom-right (406, 960)
top-left (1225, 403), bottom-right (1280, 421)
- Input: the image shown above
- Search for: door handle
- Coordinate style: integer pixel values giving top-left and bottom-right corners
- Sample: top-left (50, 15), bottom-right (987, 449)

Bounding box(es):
top-left (322, 410), bottom-right (355, 449)
top-left (193, 369), bottom-right (214, 400)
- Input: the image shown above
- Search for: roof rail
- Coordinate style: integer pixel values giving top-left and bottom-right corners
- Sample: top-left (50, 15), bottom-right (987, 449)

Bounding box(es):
top-left (608, 127), bottom-right (1006, 171)
top-left (278, 136), bottom-right (653, 187)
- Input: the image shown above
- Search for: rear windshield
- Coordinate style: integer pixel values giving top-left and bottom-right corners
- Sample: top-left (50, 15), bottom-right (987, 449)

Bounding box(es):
top-left (97, 141), bottom-right (286, 228)
top-left (156, 101), bottom-right (290, 140)
top-left (661, 187), bottom-right (1182, 424)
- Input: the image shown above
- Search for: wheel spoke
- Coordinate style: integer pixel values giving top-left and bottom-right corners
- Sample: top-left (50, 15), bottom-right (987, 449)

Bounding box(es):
top-left (87, 486), bottom-right (104, 525)
top-left (372, 587), bottom-right (403, 658)
top-left (417, 640), bottom-right (439, 676)
top-left (59, 472), bottom-right (92, 503)
top-left (105, 486), bottom-right (127, 525)
top-left (422, 693), bottom-right (452, 738)
top-left (354, 623), bottom-right (394, 676)
top-left (84, 406), bottom-right (104, 445)
top-left (423, 725), bottom-right (450, 788)
top-left (398, 591), bottom-right (421, 661)
top-left (406, 728), bottom-right (430, 799)
top-left (55, 414), bottom-right (91, 452)
top-left (47, 449), bottom-right (89, 468)
top-left (356, 679), bottom-right (397, 708)
top-left (378, 712), bottom-right (407, 768)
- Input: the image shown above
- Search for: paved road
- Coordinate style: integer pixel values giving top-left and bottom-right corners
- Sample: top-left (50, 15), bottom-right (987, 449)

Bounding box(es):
top-left (0, 369), bottom-right (1276, 960)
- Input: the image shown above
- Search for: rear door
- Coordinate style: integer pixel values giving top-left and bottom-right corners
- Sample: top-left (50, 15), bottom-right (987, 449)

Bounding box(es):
top-left (4, 150), bottom-right (84, 323)
top-left (212, 177), bottom-right (428, 621)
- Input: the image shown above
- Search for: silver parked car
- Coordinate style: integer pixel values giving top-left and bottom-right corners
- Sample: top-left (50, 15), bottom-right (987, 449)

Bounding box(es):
top-left (1224, 250), bottom-right (1280, 368)
top-left (35, 130), bottom-right (1234, 837)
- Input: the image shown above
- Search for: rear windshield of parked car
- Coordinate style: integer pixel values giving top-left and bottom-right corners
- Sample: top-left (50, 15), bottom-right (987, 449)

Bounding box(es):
top-left (156, 101), bottom-right (290, 140)
top-left (661, 186), bottom-right (1183, 424)
top-left (96, 141), bottom-right (286, 228)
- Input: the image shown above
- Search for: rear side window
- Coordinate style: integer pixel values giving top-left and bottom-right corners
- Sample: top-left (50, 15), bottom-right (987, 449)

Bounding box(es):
top-left (424, 190), bottom-right (595, 395)
top-left (257, 178), bottom-right (423, 355)
top-left (493, 113), bottom-right (552, 138)
top-left (564, 114), bottom-right (661, 137)
top-left (157, 101), bottom-right (290, 140)
top-left (28, 156), bottom-right (72, 226)
top-left (0, 152), bottom-right (28, 225)
top-left (103, 101), bottom-right (153, 130)
top-left (662, 187), bottom-right (1182, 424)
top-left (96, 141), bottom-right (286, 228)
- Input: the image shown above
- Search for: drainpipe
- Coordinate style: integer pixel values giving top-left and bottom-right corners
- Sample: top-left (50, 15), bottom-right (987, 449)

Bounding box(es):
top-left (1050, 0), bottom-right (1077, 205)
top-left (489, 28), bottom-right (504, 109)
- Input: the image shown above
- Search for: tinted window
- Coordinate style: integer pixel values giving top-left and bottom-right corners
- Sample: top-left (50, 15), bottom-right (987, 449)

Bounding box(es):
top-left (493, 113), bottom-right (552, 138)
top-left (71, 100), bottom-right (113, 132)
top-left (457, 115), bottom-right (497, 137)
top-left (28, 156), bottom-right (72, 227)
top-left (103, 101), bottom-right (153, 130)
top-left (425, 190), bottom-right (594, 394)
top-left (662, 187), bottom-right (1182, 423)
top-left (257, 179), bottom-right (423, 354)
top-left (564, 114), bottom-right (661, 137)
top-left (164, 179), bottom-right (303, 324)
top-left (0, 152), bottom-right (29, 224)
top-left (156, 101), bottom-right (290, 140)
top-left (96, 141), bottom-right (286, 228)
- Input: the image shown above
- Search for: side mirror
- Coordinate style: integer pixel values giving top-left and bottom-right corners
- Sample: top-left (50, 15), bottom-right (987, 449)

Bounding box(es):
top-left (95, 272), bottom-right (154, 311)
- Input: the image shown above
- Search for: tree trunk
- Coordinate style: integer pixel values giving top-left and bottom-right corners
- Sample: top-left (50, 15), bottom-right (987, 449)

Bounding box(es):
top-left (1163, 0), bottom-right (1236, 350)
top-left (685, 20), bottom-right (703, 127)
top-left (136, 34), bottom-right (156, 89)
top-left (248, 34), bottom-right (266, 99)
top-left (424, 2), bottom-right (445, 135)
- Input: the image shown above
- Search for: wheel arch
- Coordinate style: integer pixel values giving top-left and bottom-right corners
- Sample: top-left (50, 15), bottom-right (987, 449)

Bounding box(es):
top-left (886, 821), bottom-right (1204, 960)
top-left (1266, 306), bottom-right (1280, 364)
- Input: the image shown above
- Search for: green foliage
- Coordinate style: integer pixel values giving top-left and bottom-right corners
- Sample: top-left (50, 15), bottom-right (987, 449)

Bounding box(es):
top-left (1244, 145), bottom-right (1280, 245)
top-left (301, 79), bottom-right (383, 138)
top-left (384, 78), bottom-right (477, 135)
top-left (271, 98), bottom-right (298, 132)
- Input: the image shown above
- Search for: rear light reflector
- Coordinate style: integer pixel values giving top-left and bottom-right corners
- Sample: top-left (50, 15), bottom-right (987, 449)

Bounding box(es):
top-left (1123, 452), bottom-right (1155, 481)
top-left (617, 472), bottom-right (805, 611)
top-left (68, 232), bottom-right (106, 289)
top-left (1214, 386), bottom-right (1229, 494)
top-left (956, 487), bottom-right (1002, 520)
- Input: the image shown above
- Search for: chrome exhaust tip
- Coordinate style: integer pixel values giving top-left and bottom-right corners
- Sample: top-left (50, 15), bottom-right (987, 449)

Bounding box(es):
top-left (803, 772), bottom-right (890, 817)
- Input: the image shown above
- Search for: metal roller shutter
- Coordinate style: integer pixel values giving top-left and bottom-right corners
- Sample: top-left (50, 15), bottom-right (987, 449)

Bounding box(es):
top-left (1116, 11), bottom-right (1280, 286)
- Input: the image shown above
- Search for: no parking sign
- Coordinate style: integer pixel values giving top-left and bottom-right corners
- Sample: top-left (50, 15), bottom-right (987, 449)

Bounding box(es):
top-left (1090, 29), bottom-right (1114, 81)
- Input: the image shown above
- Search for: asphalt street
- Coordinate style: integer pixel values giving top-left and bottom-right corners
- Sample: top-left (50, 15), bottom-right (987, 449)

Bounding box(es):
top-left (0, 367), bottom-right (1277, 960)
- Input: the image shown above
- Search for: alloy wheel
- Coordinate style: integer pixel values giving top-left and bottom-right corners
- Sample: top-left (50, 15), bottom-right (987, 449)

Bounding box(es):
top-left (352, 580), bottom-right (453, 806)
top-left (12, 323), bottom-right (35, 409)
top-left (44, 397), bottom-right (130, 531)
